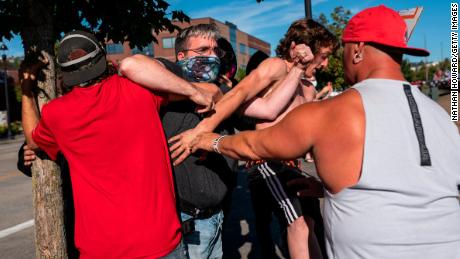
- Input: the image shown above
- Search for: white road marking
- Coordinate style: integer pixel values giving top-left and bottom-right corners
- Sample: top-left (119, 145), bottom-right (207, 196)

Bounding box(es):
top-left (0, 219), bottom-right (34, 239)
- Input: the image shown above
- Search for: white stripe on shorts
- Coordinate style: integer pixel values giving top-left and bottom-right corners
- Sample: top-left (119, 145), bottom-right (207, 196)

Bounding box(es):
top-left (259, 163), bottom-right (299, 224)
top-left (257, 164), bottom-right (294, 223)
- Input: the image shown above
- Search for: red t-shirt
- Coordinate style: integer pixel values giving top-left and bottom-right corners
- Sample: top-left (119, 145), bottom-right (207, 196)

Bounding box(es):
top-left (32, 75), bottom-right (181, 258)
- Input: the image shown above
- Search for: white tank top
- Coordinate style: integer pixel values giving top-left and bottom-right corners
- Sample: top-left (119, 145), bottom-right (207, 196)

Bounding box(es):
top-left (324, 79), bottom-right (460, 259)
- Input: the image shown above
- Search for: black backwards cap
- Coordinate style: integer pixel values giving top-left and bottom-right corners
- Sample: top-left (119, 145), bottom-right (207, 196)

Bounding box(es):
top-left (57, 30), bottom-right (107, 86)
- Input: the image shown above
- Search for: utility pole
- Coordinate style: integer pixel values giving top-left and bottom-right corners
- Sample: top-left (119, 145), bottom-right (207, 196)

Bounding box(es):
top-left (305, 0), bottom-right (312, 19)
top-left (424, 35), bottom-right (428, 82)
top-left (441, 42), bottom-right (444, 60)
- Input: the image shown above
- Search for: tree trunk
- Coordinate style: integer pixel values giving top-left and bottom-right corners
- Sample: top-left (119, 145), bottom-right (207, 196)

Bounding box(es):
top-left (22, 0), bottom-right (68, 257)
top-left (30, 52), bottom-right (67, 259)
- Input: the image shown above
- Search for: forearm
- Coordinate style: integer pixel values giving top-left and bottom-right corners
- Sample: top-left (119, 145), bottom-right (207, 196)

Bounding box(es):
top-left (194, 87), bottom-right (247, 132)
top-left (21, 90), bottom-right (40, 150)
top-left (217, 131), bottom-right (266, 161)
top-left (119, 54), bottom-right (198, 98)
top-left (242, 66), bottom-right (304, 120)
top-left (168, 83), bottom-right (222, 102)
top-left (212, 105), bottom-right (315, 161)
top-left (194, 69), bottom-right (277, 132)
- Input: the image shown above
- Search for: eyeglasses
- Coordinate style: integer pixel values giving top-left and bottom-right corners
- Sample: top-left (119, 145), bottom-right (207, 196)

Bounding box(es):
top-left (182, 46), bottom-right (225, 58)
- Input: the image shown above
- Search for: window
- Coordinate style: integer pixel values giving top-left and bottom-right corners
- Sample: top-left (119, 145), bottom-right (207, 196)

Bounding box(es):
top-left (226, 22), bottom-right (238, 53)
top-left (162, 37), bottom-right (176, 49)
top-left (239, 43), bottom-right (247, 55)
top-left (132, 45), bottom-right (154, 56)
top-left (106, 43), bottom-right (124, 54)
top-left (229, 30), bottom-right (237, 52)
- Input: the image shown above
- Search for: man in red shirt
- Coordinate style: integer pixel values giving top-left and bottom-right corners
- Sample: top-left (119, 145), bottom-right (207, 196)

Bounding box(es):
top-left (21, 30), bottom-right (214, 258)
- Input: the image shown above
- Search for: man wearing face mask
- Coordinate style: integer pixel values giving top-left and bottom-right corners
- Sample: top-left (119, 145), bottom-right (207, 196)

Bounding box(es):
top-left (155, 24), bottom-right (235, 259)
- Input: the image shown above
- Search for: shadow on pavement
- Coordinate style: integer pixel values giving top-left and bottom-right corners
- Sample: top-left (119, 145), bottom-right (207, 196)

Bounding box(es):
top-left (222, 167), bottom-right (286, 259)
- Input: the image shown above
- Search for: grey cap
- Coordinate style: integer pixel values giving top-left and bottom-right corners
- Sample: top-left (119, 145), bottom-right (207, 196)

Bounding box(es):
top-left (57, 30), bottom-right (107, 86)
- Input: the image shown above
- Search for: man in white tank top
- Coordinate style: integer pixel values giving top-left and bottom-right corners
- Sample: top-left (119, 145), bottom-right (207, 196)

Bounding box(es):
top-left (191, 5), bottom-right (460, 259)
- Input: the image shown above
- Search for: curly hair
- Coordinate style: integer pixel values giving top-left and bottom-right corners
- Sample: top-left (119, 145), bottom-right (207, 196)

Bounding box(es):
top-left (276, 19), bottom-right (338, 61)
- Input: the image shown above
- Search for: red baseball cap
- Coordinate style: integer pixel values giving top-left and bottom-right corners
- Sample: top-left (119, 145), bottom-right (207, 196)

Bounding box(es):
top-left (342, 5), bottom-right (429, 57)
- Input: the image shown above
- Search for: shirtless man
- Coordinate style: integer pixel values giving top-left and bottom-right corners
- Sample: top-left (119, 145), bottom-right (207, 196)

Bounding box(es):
top-left (170, 19), bottom-right (337, 259)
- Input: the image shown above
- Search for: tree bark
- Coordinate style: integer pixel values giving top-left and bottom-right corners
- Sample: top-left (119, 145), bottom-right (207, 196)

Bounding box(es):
top-left (30, 51), bottom-right (67, 259)
top-left (22, 0), bottom-right (68, 257)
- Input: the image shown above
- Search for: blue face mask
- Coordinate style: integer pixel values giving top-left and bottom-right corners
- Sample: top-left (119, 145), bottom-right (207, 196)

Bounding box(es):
top-left (177, 56), bottom-right (221, 82)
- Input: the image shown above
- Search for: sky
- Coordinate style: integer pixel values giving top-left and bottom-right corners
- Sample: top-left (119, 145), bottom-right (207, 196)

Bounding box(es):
top-left (1, 0), bottom-right (453, 63)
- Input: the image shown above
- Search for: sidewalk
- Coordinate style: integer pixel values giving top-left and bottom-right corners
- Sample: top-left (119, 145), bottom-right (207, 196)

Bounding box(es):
top-left (222, 166), bottom-right (287, 259)
top-left (0, 134), bottom-right (24, 145)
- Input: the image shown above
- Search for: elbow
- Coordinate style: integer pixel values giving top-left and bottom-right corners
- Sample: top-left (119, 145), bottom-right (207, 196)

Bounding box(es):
top-left (261, 109), bottom-right (278, 121)
top-left (119, 54), bottom-right (143, 77)
top-left (254, 106), bottom-right (278, 121)
top-left (27, 140), bottom-right (39, 151)
top-left (118, 57), bottom-right (132, 77)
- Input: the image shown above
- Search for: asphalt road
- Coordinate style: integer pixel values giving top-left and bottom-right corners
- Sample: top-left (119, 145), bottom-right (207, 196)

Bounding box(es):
top-left (0, 136), bottom-right (35, 259)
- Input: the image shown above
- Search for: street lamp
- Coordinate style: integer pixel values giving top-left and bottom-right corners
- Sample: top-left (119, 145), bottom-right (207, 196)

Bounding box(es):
top-left (0, 43), bottom-right (12, 139)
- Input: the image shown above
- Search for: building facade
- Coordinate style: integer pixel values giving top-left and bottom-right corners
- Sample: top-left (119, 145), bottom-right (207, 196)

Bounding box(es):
top-left (106, 17), bottom-right (271, 69)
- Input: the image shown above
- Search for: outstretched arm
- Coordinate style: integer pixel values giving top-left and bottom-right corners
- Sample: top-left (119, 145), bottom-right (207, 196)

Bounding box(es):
top-left (192, 102), bottom-right (324, 161)
top-left (119, 54), bottom-right (214, 113)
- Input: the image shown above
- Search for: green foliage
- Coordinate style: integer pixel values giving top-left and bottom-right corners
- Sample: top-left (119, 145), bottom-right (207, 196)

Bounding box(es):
top-left (318, 7), bottom-right (351, 39)
top-left (401, 59), bottom-right (415, 82)
top-left (10, 120), bottom-right (22, 133)
top-left (235, 67), bottom-right (246, 82)
top-left (0, 0), bottom-right (190, 51)
top-left (0, 120), bottom-right (22, 136)
top-left (316, 6), bottom-right (352, 90)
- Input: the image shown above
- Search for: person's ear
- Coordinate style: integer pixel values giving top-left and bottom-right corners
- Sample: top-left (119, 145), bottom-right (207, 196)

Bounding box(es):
top-left (353, 42), bottom-right (365, 64)
top-left (177, 51), bottom-right (185, 61)
top-left (353, 52), bottom-right (363, 63)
